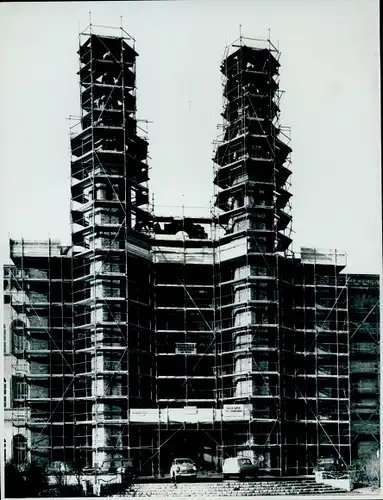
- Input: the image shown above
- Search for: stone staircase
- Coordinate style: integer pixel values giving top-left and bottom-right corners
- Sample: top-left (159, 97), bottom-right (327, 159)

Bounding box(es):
top-left (124, 479), bottom-right (346, 496)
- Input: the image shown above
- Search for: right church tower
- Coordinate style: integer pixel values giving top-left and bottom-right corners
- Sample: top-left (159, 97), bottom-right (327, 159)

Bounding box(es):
top-left (213, 37), bottom-right (294, 475)
top-left (213, 36), bottom-right (353, 475)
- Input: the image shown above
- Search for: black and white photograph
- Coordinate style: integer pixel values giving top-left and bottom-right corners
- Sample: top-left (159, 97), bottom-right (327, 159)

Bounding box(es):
top-left (0, 1), bottom-right (381, 498)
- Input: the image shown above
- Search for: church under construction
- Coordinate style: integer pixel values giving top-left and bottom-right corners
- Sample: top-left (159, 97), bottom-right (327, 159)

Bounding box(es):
top-left (3, 24), bottom-right (380, 477)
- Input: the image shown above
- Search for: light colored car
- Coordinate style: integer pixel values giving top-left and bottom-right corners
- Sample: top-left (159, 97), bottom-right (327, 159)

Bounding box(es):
top-left (45, 461), bottom-right (76, 486)
top-left (45, 461), bottom-right (75, 475)
top-left (222, 457), bottom-right (258, 480)
top-left (170, 458), bottom-right (197, 481)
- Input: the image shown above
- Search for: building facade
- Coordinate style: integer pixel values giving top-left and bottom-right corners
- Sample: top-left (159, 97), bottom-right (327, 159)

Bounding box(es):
top-left (2, 27), bottom-right (380, 477)
top-left (348, 274), bottom-right (380, 459)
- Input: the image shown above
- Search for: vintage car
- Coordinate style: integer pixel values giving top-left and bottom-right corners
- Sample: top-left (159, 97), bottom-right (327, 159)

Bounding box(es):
top-left (83, 458), bottom-right (136, 480)
top-left (170, 458), bottom-right (198, 481)
top-left (222, 457), bottom-right (258, 480)
top-left (314, 457), bottom-right (340, 472)
top-left (45, 461), bottom-right (75, 475)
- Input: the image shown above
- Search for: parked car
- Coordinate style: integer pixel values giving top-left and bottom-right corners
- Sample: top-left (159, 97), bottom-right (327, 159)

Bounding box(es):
top-left (170, 458), bottom-right (197, 481)
top-left (83, 458), bottom-right (136, 480)
top-left (314, 457), bottom-right (338, 472)
top-left (222, 457), bottom-right (258, 480)
top-left (45, 461), bottom-right (75, 476)
top-left (313, 457), bottom-right (348, 481)
top-left (45, 461), bottom-right (76, 486)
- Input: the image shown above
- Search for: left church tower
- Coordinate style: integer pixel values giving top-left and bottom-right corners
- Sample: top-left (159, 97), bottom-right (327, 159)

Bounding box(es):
top-left (70, 25), bottom-right (154, 468)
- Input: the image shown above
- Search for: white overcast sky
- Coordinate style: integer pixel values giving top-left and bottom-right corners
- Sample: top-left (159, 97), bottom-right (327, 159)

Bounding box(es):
top-left (0, 0), bottom-right (381, 274)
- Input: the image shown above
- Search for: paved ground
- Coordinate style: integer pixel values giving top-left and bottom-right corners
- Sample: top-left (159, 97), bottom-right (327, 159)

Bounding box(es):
top-left (20, 495), bottom-right (379, 500)
top-left (134, 473), bottom-right (316, 482)
top-left (348, 486), bottom-right (381, 495)
top-left (17, 488), bottom-right (381, 500)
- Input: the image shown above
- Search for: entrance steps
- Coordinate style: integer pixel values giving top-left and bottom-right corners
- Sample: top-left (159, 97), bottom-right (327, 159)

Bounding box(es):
top-left (125, 479), bottom-right (346, 496)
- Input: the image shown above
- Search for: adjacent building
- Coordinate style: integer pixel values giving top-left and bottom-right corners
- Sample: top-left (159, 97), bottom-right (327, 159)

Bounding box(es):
top-left (348, 274), bottom-right (380, 458)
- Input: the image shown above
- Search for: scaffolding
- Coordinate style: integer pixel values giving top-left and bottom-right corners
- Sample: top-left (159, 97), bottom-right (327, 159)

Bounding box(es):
top-left (347, 274), bottom-right (380, 457)
top-left (151, 211), bottom-right (217, 475)
top-left (3, 263), bottom-right (30, 467)
top-left (291, 248), bottom-right (352, 474)
top-left (70, 23), bottom-right (153, 469)
top-left (7, 239), bottom-right (73, 464)
top-left (3, 25), bottom-right (379, 479)
top-left (212, 34), bottom-right (293, 475)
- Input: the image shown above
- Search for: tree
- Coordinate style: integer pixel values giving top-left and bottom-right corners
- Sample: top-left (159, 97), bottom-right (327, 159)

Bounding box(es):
top-left (24, 461), bottom-right (48, 496)
top-left (5, 461), bottom-right (26, 497)
top-left (350, 452), bottom-right (380, 487)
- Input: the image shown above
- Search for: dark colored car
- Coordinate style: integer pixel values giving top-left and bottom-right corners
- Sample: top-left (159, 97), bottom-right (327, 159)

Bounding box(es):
top-left (314, 457), bottom-right (338, 472)
top-left (83, 458), bottom-right (136, 480)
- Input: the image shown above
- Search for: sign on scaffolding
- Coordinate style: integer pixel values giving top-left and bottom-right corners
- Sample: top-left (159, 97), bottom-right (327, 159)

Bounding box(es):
top-left (223, 404), bottom-right (245, 421)
top-left (130, 408), bottom-right (159, 423)
top-left (175, 343), bottom-right (197, 355)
